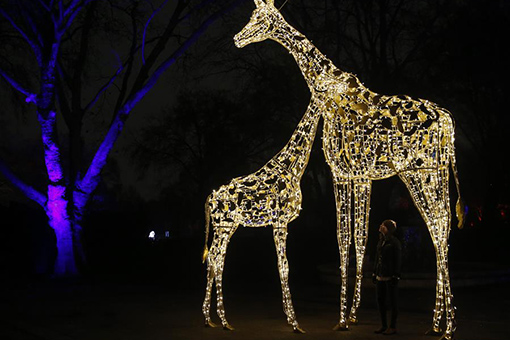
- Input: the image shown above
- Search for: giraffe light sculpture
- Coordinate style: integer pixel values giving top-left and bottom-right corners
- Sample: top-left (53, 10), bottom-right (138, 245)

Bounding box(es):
top-left (202, 96), bottom-right (326, 332)
top-left (231, 1), bottom-right (464, 339)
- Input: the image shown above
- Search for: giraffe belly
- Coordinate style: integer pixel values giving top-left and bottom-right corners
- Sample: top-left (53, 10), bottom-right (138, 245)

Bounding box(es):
top-left (322, 121), bottom-right (396, 180)
top-left (210, 181), bottom-right (302, 228)
top-left (239, 211), bottom-right (278, 227)
top-left (237, 190), bottom-right (302, 227)
top-left (323, 116), bottom-right (454, 181)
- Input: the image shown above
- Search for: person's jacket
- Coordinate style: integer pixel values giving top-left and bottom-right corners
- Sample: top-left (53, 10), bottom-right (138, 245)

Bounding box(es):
top-left (373, 234), bottom-right (402, 278)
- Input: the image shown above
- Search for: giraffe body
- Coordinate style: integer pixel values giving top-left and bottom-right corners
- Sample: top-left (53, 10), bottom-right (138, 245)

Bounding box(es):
top-left (319, 74), bottom-right (455, 180)
top-left (208, 159), bottom-right (301, 229)
top-left (229, 1), bottom-right (463, 339)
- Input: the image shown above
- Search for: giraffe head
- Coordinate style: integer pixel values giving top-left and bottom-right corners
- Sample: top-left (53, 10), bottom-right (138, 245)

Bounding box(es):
top-left (234, 0), bottom-right (285, 48)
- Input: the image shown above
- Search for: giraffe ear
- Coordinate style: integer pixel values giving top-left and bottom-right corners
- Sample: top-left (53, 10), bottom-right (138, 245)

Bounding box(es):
top-left (254, 0), bottom-right (274, 7)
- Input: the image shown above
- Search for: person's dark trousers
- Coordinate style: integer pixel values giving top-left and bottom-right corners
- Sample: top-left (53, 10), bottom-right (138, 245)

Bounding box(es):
top-left (376, 280), bottom-right (399, 329)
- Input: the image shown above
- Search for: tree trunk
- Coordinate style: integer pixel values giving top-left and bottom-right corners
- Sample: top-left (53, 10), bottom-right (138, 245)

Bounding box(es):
top-left (46, 190), bottom-right (78, 276)
top-left (72, 189), bottom-right (89, 269)
top-left (38, 91), bottom-right (79, 276)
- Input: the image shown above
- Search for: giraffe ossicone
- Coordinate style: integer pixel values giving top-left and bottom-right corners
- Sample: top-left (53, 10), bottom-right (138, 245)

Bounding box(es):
top-left (204, 1), bottom-right (464, 338)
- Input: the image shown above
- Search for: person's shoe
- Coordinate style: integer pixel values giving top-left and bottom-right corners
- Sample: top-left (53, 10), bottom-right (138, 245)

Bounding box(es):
top-left (383, 328), bottom-right (397, 335)
top-left (374, 327), bottom-right (387, 334)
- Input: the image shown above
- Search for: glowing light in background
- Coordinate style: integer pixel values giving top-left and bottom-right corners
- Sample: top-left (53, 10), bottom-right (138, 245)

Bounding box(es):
top-left (203, 1), bottom-right (464, 339)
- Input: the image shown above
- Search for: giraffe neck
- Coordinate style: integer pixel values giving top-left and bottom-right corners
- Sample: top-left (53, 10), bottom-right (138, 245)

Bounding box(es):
top-left (273, 102), bottom-right (321, 180)
top-left (265, 22), bottom-right (339, 178)
top-left (270, 23), bottom-right (341, 90)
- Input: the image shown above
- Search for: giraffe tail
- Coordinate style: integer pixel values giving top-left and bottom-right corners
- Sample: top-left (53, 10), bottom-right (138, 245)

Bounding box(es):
top-left (202, 195), bottom-right (211, 263)
top-left (450, 147), bottom-right (465, 229)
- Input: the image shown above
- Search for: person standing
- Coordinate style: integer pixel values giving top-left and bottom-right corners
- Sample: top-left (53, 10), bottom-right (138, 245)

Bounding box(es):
top-left (373, 219), bottom-right (402, 335)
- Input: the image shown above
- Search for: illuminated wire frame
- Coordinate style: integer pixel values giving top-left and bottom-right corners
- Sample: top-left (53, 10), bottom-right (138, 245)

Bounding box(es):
top-left (204, 1), bottom-right (465, 339)
top-left (201, 94), bottom-right (321, 332)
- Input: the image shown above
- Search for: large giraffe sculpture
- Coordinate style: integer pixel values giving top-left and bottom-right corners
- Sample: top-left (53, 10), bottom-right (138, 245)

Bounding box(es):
top-left (202, 96), bottom-right (324, 332)
top-left (234, 1), bottom-right (464, 339)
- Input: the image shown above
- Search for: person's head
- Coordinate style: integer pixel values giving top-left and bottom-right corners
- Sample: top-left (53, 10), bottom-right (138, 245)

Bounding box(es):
top-left (379, 219), bottom-right (397, 236)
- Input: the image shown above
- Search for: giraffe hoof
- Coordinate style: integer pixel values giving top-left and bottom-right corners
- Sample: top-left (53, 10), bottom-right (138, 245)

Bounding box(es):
top-left (439, 332), bottom-right (454, 340)
top-left (347, 316), bottom-right (359, 325)
top-left (293, 325), bottom-right (306, 334)
top-left (205, 320), bottom-right (219, 328)
top-left (223, 323), bottom-right (235, 331)
top-left (333, 323), bottom-right (349, 331)
top-left (425, 328), bottom-right (443, 336)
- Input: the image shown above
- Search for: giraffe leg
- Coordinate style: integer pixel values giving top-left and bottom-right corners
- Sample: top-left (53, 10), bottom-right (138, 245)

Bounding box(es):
top-left (436, 168), bottom-right (456, 339)
top-left (203, 240), bottom-right (218, 328)
top-left (399, 169), bottom-right (456, 339)
top-left (426, 247), bottom-right (445, 336)
top-left (438, 239), bottom-right (456, 340)
top-left (273, 225), bottom-right (304, 333)
top-left (209, 225), bottom-right (237, 330)
top-left (348, 180), bottom-right (372, 325)
top-left (332, 180), bottom-right (352, 331)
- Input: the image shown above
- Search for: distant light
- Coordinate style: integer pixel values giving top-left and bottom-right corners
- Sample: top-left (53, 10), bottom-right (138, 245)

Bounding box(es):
top-left (148, 231), bottom-right (155, 240)
top-left (165, 231), bottom-right (170, 238)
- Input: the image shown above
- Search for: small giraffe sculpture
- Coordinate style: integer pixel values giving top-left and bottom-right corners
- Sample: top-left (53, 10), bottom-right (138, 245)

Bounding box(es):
top-left (234, 1), bottom-right (464, 339)
top-left (202, 97), bottom-right (324, 332)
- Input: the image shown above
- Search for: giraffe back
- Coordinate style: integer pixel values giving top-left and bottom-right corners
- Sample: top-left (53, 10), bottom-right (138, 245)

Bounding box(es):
top-left (208, 160), bottom-right (302, 228)
top-left (319, 74), bottom-right (455, 180)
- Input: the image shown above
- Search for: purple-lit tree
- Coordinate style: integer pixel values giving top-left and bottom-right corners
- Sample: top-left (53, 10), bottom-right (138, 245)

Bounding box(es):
top-left (0, 0), bottom-right (247, 277)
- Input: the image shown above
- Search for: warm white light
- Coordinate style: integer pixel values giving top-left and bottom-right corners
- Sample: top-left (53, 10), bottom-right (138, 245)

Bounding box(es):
top-left (203, 1), bottom-right (464, 339)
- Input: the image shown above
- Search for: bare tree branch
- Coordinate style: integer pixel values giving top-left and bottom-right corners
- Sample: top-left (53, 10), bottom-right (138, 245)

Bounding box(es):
top-left (178, 0), bottom-right (216, 23)
top-left (61, 0), bottom-right (98, 35)
top-left (85, 63), bottom-right (123, 113)
top-left (0, 156), bottom-right (46, 207)
top-left (19, 4), bottom-right (45, 48)
top-left (142, 0), bottom-right (170, 64)
top-left (79, 0), bottom-right (248, 195)
top-left (64, 0), bottom-right (83, 19)
top-left (0, 67), bottom-right (37, 103)
top-left (36, 0), bottom-right (51, 12)
top-left (113, 1), bottom-right (141, 114)
top-left (0, 7), bottom-right (43, 65)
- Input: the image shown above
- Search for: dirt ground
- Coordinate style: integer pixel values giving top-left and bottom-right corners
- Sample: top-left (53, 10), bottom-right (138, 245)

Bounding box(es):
top-left (1, 278), bottom-right (509, 340)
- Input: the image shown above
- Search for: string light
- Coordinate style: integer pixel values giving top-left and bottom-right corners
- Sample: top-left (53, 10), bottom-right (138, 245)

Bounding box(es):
top-left (201, 65), bottom-right (321, 332)
top-left (203, 1), bottom-right (464, 339)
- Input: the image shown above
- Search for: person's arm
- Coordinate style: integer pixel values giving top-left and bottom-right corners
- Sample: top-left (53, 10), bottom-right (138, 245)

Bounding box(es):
top-left (373, 241), bottom-right (380, 284)
top-left (394, 239), bottom-right (402, 278)
top-left (387, 238), bottom-right (402, 286)
top-left (390, 239), bottom-right (402, 286)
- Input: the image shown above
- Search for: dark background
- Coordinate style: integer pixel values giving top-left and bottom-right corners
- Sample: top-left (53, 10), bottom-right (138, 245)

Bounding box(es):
top-left (1, 0), bottom-right (509, 289)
